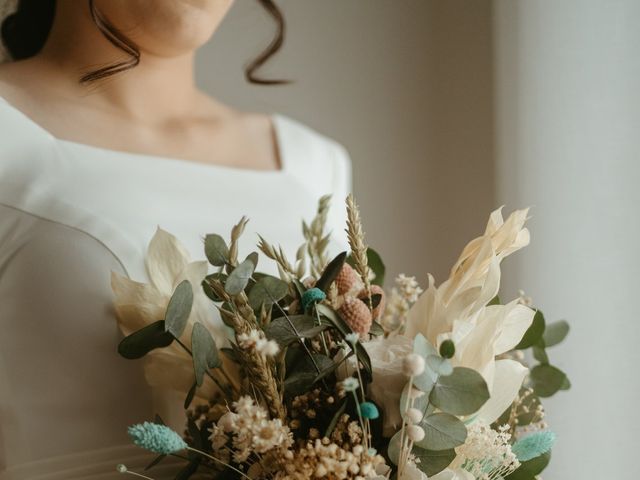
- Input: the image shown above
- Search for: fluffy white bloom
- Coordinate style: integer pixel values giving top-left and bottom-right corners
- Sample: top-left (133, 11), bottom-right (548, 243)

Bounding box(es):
top-left (345, 332), bottom-right (360, 344)
top-left (238, 329), bottom-right (262, 349)
top-left (402, 353), bottom-right (425, 376)
top-left (238, 330), bottom-right (280, 357)
top-left (404, 208), bottom-right (534, 424)
top-left (451, 421), bottom-right (520, 479)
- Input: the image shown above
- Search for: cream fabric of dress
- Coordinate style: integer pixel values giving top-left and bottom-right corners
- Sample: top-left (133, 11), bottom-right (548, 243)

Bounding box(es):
top-left (0, 96), bottom-right (352, 479)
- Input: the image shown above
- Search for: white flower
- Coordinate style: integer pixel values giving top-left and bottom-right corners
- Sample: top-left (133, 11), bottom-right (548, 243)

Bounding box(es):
top-left (404, 208), bottom-right (534, 424)
top-left (343, 335), bottom-right (414, 436)
top-left (255, 338), bottom-right (280, 357)
top-left (238, 329), bottom-right (262, 349)
top-left (110, 227), bottom-right (230, 402)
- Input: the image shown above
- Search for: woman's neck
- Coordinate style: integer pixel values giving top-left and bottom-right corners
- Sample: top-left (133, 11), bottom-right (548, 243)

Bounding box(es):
top-left (30, 1), bottom-right (204, 122)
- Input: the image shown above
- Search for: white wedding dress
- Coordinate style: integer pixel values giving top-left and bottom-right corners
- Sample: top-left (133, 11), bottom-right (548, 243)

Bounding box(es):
top-left (0, 96), bottom-right (352, 479)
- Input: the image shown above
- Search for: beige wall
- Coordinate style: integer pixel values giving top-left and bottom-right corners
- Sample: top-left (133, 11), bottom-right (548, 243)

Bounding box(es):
top-left (196, 0), bottom-right (495, 285)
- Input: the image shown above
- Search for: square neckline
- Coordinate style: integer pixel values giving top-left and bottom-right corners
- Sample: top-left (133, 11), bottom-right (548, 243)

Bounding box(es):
top-left (0, 95), bottom-right (289, 176)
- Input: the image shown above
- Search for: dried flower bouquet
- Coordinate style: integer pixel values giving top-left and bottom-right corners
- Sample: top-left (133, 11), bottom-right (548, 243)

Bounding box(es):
top-left (111, 195), bottom-right (570, 480)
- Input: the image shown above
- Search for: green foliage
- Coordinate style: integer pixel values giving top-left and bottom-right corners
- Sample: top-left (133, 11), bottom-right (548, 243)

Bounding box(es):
top-left (515, 310), bottom-right (546, 349)
top-left (412, 446), bottom-right (456, 476)
top-left (201, 272), bottom-right (227, 302)
top-left (118, 320), bottom-right (174, 359)
top-left (315, 251), bottom-right (347, 292)
top-left (529, 364), bottom-right (568, 398)
top-left (264, 315), bottom-right (329, 348)
top-left (204, 233), bottom-right (229, 266)
top-left (543, 320), bottom-right (570, 347)
top-left (248, 275), bottom-right (288, 310)
top-left (417, 412), bottom-right (467, 451)
top-left (191, 322), bottom-right (221, 387)
top-left (164, 280), bottom-right (193, 338)
top-left (224, 257), bottom-right (256, 295)
top-left (505, 451), bottom-right (551, 479)
top-left (429, 367), bottom-right (490, 415)
top-left (284, 353), bottom-right (334, 396)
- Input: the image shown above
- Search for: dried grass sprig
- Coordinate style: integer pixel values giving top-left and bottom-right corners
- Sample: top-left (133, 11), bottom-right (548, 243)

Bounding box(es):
top-left (229, 216), bottom-right (249, 267)
top-left (257, 235), bottom-right (297, 277)
top-left (303, 194), bottom-right (332, 278)
top-left (209, 277), bottom-right (285, 420)
top-left (345, 194), bottom-right (372, 311)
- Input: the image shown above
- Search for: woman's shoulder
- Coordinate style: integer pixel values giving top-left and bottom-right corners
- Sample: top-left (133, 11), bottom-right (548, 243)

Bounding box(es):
top-left (273, 113), bottom-right (352, 188)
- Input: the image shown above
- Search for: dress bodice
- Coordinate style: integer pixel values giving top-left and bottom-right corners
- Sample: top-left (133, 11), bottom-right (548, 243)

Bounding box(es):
top-left (0, 96), bottom-right (352, 479)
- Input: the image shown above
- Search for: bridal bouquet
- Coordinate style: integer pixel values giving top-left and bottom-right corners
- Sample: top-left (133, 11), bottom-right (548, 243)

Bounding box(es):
top-left (111, 195), bottom-right (570, 480)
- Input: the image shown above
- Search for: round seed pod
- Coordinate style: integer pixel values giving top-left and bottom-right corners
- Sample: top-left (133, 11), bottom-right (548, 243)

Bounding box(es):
top-left (335, 263), bottom-right (360, 295)
top-left (338, 296), bottom-right (372, 336)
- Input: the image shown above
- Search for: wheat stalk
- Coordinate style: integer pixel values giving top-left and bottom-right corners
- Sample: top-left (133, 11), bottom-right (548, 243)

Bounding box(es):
top-left (304, 194), bottom-right (332, 278)
top-left (345, 194), bottom-right (372, 310)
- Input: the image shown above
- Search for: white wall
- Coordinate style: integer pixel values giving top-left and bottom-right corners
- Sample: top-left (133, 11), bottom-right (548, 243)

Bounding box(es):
top-left (196, 0), bottom-right (495, 284)
top-left (494, 1), bottom-right (640, 478)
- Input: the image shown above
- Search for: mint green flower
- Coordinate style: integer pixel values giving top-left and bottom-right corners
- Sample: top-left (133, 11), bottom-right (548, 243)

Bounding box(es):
top-left (511, 431), bottom-right (556, 461)
top-left (128, 422), bottom-right (187, 454)
top-left (359, 402), bottom-right (380, 419)
top-left (301, 287), bottom-right (326, 311)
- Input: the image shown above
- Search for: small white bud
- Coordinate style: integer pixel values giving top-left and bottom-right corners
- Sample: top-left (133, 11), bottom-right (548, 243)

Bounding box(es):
top-left (406, 408), bottom-right (424, 424)
top-left (407, 425), bottom-right (425, 442)
top-left (402, 353), bottom-right (425, 376)
top-left (116, 464), bottom-right (128, 473)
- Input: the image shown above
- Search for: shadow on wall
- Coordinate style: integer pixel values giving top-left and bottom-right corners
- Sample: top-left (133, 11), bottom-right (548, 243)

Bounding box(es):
top-left (196, 0), bottom-right (495, 286)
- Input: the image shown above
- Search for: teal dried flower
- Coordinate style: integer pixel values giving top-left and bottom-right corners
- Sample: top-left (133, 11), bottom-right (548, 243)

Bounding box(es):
top-left (511, 431), bottom-right (556, 461)
top-left (128, 422), bottom-right (187, 454)
top-left (301, 287), bottom-right (326, 311)
top-left (359, 402), bottom-right (380, 419)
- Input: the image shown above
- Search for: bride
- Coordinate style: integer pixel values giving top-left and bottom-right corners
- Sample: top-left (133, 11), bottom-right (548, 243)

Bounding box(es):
top-left (0, 1), bottom-right (351, 478)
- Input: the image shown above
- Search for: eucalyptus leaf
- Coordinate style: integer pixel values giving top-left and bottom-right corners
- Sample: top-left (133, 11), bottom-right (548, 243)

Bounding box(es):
top-left (165, 280), bottom-right (193, 338)
top-left (427, 355), bottom-right (454, 377)
top-left (543, 320), bottom-right (570, 347)
top-left (246, 251), bottom-right (259, 269)
top-left (529, 364), bottom-right (567, 398)
top-left (429, 367), bottom-right (490, 415)
top-left (516, 310), bottom-right (546, 349)
top-left (204, 234), bottom-right (229, 266)
top-left (248, 275), bottom-right (289, 310)
top-left (400, 382), bottom-right (433, 421)
top-left (386, 431), bottom-right (403, 465)
top-left (284, 353), bottom-right (333, 396)
top-left (412, 446), bottom-right (456, 476)
top-left (192, 322), bottom-right (221, 386)
top-left (413, 334), bottom-right (439, 392)
top-left (417, 412), bottom-right (467, 451)
top-left (561, 376), bottom-right (571, 390)
top-left (506, 451), bottom-right (551, 479)
top-left (118, 320), bottom-right (174, 359)
top-left (264, 315), bottom-right (329, 347)
top-left (315, 251), bottom-right (347, 292)
top-left (225, 258), bottom-right (255, 295)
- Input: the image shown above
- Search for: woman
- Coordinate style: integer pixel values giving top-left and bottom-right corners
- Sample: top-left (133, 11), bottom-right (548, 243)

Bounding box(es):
top-left (0, 1), bottom-right (352, 478)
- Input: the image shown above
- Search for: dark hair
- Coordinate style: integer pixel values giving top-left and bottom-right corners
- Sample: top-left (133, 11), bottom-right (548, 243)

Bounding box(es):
top-left (1, 0), bottom-right (288, 85)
